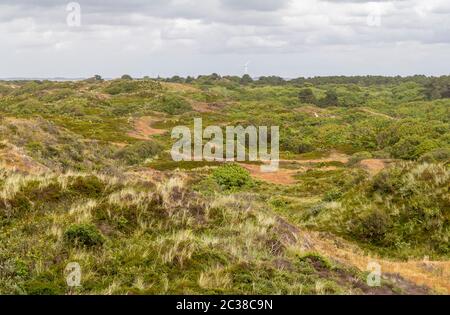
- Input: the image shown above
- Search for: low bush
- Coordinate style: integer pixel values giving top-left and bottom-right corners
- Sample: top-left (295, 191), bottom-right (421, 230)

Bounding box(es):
top-left (319, 162), bottom-right (450, 256)
top-left (64, 224), bottom-right (105, 248)
top-left (114, 141), bottom-right (162, 165)
top-left (212, 163), bottom-right (252, 190)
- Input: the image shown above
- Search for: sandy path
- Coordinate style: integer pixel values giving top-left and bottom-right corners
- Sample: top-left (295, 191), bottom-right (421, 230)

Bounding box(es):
top-left (359, 108), bottom-right (396, 120)
top-left (240, 164), bottom-right (299, 185)
top-left (278, 152), bottom-right (350, 164)
top-left (239, 152), bottom-right (349, 185)
top-left (128, 116), bottom-right (167, 140)
top-left (359, 159), bottom-right (390, 175)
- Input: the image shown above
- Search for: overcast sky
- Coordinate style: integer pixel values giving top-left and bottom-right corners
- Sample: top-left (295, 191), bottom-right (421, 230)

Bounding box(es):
top-left (1, 0), bottom-right (449, 78)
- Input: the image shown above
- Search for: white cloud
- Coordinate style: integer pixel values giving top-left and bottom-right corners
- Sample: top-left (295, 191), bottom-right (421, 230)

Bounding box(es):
top-left (0, 0), bottom-right (449, 77)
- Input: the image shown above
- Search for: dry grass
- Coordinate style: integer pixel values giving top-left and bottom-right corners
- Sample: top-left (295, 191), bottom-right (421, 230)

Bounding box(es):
top-left (305, 230), bottom-right (450, 294)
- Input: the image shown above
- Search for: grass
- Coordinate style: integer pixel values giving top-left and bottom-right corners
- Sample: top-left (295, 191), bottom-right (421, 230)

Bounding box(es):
top-left (0, 78), bottom-right (448, 295)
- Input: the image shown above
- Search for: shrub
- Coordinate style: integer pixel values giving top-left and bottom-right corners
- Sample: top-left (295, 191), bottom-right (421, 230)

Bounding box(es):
top-left (298, 88), bottom-right (317, 104)
top-left (419, 148), bottom-right (450, 164)
top-left (320, 162), bottom-right (450, 256)
top-left (64, 224), bottom-right (104, 247)
top-left (349, 208), bottom-right (392, 244)
top-left (212, 164), bottom-right (252, 190)
top-left (114, 141), bottom-right (162, 165)
top-left (348, 151), bottom-right (373, 166)
top-left (159, 95), bottom-right (192, 115)
top-left (323, 188), bottom-right (343, 202)
top-left (69, 176), bottom-right (105, 198)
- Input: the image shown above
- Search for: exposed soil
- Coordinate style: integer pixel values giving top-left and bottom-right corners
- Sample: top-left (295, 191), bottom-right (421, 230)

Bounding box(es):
top-left (0, 143), bottom-right (49, 174)
top-left (359, 159), bottom-right (390, 175)
top-left (280, 152), bottom-right (350, 164)
top-left (128, 116), bottom-right (167, 140)
top-left (240, 163), bottom-right (299, 185)
top-left (294, 106), bottom-right (336, 118)
top-left (359, 107), bottom-right (397, 120)
top-left (241, 152), bottom-right (349, 185)
top-left (191, 101), bottom-right (216, 113)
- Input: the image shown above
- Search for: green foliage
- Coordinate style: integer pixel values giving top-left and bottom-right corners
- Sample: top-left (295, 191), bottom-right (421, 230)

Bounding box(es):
top-left (319, 162), bottom-right (450, 257)
top-left (0, 77), bottom-right (449, 294)
top-left (158, 95), bottom-right (192, 114)
top-left (425, 76), bottom-right (450, 100)
top-left (419, 148), bottom-right (450, 164)
top-left (298, 88), bottom-right (317, 104)
top-left (319, 90), bottom-right (339, 107)
top-left (115, 141), bottom-right (162, 165)
top-left (348, 151), bottom-right (373, 166)
top-left (64, 224), bottom-right (105, 248)
top-left (121, 74), bottom-right (133, 80)
top-left (212, 163), bottom-right (252, 190)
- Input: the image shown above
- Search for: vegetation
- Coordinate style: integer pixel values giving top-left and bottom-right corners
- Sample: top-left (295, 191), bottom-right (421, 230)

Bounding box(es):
top-left (0, 75), bottom-right (448, 295)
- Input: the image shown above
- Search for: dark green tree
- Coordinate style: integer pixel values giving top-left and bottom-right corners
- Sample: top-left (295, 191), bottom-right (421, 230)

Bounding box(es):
top-left (240, 74), bottom-right (253, 85)
top-left (320, 90), bottom-right (339, 107)
top-left (298, 88), bottom-right (317, 104)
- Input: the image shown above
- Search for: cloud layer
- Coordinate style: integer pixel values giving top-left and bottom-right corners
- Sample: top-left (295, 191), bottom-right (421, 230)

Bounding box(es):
top-left (1, 0), bottom-right (449, 77)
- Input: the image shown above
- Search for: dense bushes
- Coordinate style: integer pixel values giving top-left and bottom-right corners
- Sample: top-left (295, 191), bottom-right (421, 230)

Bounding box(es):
top-left (320, 162), bottom-right (450, 256)
top-left (64, 224), bottom-right (104, 247)
top-left (212, 164), bottom-right (252, 190)
top-left (114, 141), bottom-right (162, 165)
top-left (158, 95), bottom-right (192, 114)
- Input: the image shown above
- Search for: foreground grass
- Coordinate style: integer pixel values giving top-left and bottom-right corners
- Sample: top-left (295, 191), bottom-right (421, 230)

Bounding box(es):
top-left (0, 168), bottom-right (414, 295)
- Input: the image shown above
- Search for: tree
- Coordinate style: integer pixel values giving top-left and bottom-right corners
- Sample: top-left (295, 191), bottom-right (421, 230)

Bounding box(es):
top-left (93, 74), bottom-right (103, 81)
top-left (121, 74), bottom-right (133, 80)
top-left (298, 88), bottom-right (317, 104)
top-left (320, 90), bottom-right (339, 107)
top-left (424, 76), bottom-right (450, 100)
top-left (240, 74), bottom-right (253, 85)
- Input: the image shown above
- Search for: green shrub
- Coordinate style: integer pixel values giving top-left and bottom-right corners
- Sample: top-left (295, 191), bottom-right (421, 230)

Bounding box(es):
top-left (64, 224), bottom-right (104, 247)
top-left (212, 164), bottom-right (252, 190)
top-left (419, 148), bottom-right (450, 164)
top-left (323, 188), bottom-right (343, 202)
top-left (114, 141), bottom-right (162, 165)
top-left (69, 176), bottom-right (105, 198)
top-left (159, 95), bottom-right (192, 115)
top-left (348, 151), bottom-right (372, 166)
top-left (320, 162), bottom-right (450, 256)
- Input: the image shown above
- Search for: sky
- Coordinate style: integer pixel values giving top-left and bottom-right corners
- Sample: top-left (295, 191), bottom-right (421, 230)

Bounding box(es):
top-left (0, 0), bottom-right (449, 78)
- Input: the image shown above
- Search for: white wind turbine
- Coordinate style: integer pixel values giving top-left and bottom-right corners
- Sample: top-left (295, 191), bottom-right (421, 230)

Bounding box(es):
top-left (244, 61), bottom-right (251, 75)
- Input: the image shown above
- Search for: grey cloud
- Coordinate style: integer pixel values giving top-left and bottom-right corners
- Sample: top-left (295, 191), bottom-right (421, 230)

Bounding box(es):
top-left (0, 0), bottom-right (449, 77)
top-left (220, 0), bottom-right (290, 11)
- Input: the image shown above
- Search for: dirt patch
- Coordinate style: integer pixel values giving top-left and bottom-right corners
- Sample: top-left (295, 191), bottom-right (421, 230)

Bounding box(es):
top-left (190, 101), bottom-right (228, 113)
top-left (240, 152), bottom-right (349, 185)
top-left (294, 106), bottom-right (336, 118)
top-left (0, 143), bottom-right (49, 174)
top-left (128, 116), bottom-right (167, 140)
top-left (281, 152), bottom-right (350, 164)
top-left (359, 159), bottom-right (390, 175)
top-left (191, 101), bottom-right (215, 113)
top-left (359, 108), bottom-right (396, 120)
top-left (240, 163), bottom-right (298, 185)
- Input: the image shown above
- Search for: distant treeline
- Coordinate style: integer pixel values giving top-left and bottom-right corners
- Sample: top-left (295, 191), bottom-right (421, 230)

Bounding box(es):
top-left (156, 74), bottom-right (450, 100)
top-left (3, 74), bottom-right (450, 100)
